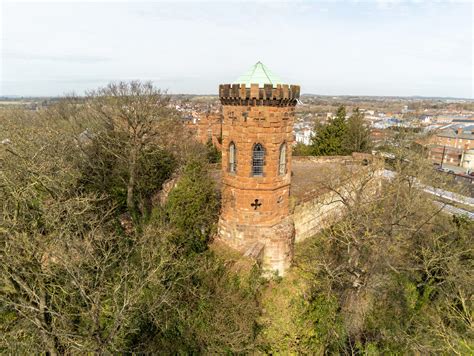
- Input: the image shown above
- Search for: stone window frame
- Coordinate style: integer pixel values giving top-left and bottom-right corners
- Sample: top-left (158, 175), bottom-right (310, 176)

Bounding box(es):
top-left (229, 141), bottom-right (237, 174)
top-left (252, 143), bottom-right (265, 177)
top-left (279, 142), bottom-right (287, 176)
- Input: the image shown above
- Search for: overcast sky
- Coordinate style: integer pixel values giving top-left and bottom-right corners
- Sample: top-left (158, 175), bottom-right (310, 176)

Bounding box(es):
top-left (1, 0), bottom-right (473, 98)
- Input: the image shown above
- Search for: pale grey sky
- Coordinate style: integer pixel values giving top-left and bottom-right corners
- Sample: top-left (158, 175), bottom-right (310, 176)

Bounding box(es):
top-left (1, 0), bottom-right (473, 98)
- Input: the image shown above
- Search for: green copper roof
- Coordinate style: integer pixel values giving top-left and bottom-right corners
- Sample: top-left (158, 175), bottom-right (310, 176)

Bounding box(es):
top-left (233, 61), bottom-right (286, 87)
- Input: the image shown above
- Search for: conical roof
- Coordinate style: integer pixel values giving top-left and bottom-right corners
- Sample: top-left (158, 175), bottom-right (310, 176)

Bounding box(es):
top-left (233, 61), bottom-right (286, 87)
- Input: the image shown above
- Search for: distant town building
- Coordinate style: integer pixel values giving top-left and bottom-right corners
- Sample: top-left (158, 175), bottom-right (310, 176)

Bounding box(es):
top-left (295, 128), bottom-right (313, 145)
top-left (371, 117), bottom-right (406, 129)
top-left (193, 113), bottom-right (223, 148)
top-left (420, 115), bottom-right (432, 124)
top-left (370, 128), bottom-right (394, 146)
top-left (461, 149), bottom-right (474, 171)
top-left (427, 124), bottom-right (474, 169)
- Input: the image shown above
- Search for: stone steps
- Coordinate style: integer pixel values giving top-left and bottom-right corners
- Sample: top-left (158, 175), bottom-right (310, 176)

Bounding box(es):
top-left (243, 241), bottom-right (265, 260)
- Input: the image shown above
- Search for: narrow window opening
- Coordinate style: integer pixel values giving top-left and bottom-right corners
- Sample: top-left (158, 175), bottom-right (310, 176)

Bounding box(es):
top-left (279, 143), bottom-right (287, 175)
top-left (252, 143), bottom-right (265, 177)
top-left (229, 142), bottom-right (236, 173)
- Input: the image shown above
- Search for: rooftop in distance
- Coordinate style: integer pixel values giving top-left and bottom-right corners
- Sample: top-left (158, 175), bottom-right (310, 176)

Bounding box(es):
top-left (233, 61), bottom-right (286, 88)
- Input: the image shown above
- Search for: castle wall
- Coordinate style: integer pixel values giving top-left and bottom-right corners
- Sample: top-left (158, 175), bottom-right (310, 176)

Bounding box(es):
top-left (195, 113), bottom-right (223, 149)
top-left (292, 190), bottom-right (345, 243)
top-left (291, 159), bottom-right (383, 243)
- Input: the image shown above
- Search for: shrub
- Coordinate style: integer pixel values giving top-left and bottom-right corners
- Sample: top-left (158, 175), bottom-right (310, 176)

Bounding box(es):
top-left (164, 159), bottom-right (220, 253)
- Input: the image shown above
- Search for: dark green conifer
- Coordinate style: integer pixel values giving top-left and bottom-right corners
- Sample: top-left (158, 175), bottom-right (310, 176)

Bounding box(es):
top-left (311, 106), bottom-right (347, 156)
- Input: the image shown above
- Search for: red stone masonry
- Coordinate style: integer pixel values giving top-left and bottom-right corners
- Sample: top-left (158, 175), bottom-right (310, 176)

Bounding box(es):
top-left (217, 83), bottom-right (300, 274)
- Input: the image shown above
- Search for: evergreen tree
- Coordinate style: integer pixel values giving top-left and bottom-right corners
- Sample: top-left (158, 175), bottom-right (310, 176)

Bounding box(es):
top-left (206, 138), bottom-right (221, 164)
top-left (311, 106), bottom-right (347, 156)
top-left (343, 108), bottom-right (372, 153)
top-left (310, 106), bottom-right (372, 156)
top-left (292, 142), bottom-right (313, 156)
top-left (164, 159), bottom-right (220, 253)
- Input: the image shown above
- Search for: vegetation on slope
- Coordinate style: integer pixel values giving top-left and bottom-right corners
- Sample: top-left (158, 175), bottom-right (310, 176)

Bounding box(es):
top-left (262, 144), bottom-right (473, 354)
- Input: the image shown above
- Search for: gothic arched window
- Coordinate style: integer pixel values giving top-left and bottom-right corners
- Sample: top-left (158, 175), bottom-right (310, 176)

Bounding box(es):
top-left (229, 142), bottom-right (236, 173)
top-left (279, 142), bottom-right (287, 175)
top-left (252, 143), bottom-right (265, 177)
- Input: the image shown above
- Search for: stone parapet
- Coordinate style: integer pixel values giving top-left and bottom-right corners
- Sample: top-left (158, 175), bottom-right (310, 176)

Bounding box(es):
top-left (293, 152), bottom-right (380, 165)
top-left (219, 83), bottom-right (300, 106)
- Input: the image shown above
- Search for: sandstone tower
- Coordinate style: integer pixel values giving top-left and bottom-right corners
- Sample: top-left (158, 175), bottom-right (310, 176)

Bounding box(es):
top-left (218, 62), bottom-right (300, 274)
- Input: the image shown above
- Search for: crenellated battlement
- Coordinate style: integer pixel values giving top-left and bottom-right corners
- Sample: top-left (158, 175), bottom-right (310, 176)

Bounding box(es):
top-left (219, 83), bottom-right (300, 106)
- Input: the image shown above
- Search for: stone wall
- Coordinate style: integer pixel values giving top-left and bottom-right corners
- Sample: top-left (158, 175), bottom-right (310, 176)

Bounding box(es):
top-left (218, 216), bottom-right (294, 275)
top-left (292, 163), bottom-right (383, 243)
top-left (196, 113), bottom-right (223, 149)
top-left (292, 189), bottom-right (345, 243)
top-left (293, 152), bottom-right (376, 166)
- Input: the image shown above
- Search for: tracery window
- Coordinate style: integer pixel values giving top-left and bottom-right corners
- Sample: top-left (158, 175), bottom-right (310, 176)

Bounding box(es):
top-left (279, 142), bottom-right (287, 175)
top-left (252, 143), bottom-right (265, 177)
top-left (229, 142), bottom-right (236, 173)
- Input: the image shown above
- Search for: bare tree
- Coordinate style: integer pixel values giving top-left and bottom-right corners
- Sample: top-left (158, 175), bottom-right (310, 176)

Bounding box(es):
top-left (0, 109), bottom-right (179, 353)
top-left (84, 81), bottom-right (178, 214)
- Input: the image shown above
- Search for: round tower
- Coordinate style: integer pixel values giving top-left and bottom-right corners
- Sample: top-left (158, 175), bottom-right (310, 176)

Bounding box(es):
top-left (217, 62), bottom-right (300, 274)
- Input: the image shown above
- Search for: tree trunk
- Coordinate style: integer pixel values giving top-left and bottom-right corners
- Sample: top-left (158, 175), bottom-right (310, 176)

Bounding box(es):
top-left (39, 290), bottom-right (59, 356)
top-left (127, 145), bottom-right (138, 214)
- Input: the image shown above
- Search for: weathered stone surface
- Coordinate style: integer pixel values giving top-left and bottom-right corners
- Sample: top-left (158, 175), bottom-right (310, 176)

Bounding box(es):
top-left (153, 175), bottom-right (179, 207)
top-left (243, 242), bottom-right (265, 260)
top-left (217, 216), bottom-right (294, 276)
top-left (291, 155), bottom-right (383, 242)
